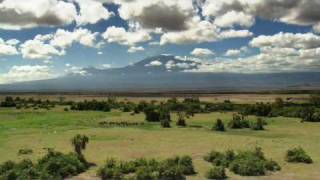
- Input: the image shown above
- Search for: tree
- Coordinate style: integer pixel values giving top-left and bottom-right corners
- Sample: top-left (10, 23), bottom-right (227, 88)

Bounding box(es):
top-left (176, 112), bottom-right (186, 127)
top-left (310, 94), bottom-right (320, 107)
top-left (213, 119), bottom-right (225, 131)
top-left (71, 134), bottom-right (89, 156)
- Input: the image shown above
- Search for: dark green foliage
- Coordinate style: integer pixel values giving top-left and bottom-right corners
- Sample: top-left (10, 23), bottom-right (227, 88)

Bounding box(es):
top-left (160, 108), bottom-right (171, 128)
top-left (286, 147), bottom-right (313, 164)
top-left (204, 148), bottom-right (280, 177)
top-left (205, 166), bottom-right (226, 180)
top-left (18, 148), bottom-right (33, 155)
top-left (144, 106), bottom-right (161, 122)
top-left (250, 118), bottom-right (265, 130)
top-left (0, 96), bottom-right (16, 107)
top-left (228, 114), bottom-right (250, 129)
top-left (0, 150), bottom-right (88, 180)
top-left (97, 156), bottom-right (195, 180)
top-left (70, 100), bottom-right (111, 112)
top-left (213, 119), bottom-right (225, 132)
top-left (242, 103), bottom-right (273, 117)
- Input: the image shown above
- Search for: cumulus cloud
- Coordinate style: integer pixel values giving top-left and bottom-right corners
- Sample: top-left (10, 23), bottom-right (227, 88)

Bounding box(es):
top-left (50, 28), bottom-right (99, 48)
top-left (73, 0), bottom-right (114, 25)
top-left (20, 35), bottom-right (65, 60)
top-left (0, 65), bottom-right (54, 84)
top-left (0, 38), bottom-right (19, 56)
top-left (20, 28), bottom-right (98, 60)
top-left (0, 0), bottom-right (114, 30)
top-left (214, 11), bottom-right (255, 28)
top-left (191, 48), bottom-right (215, 57)
top-left (202, 0), bottom-right (320, 32)
top-left (189, 32), bottom-right (320, 73)
top-left (102, 26), bottom-right (151, 46)
top-left (128, 46), bottom-right (144, 53)
top-left (114, 0), bottom-right (196, 31)
top-left (0, 0), bottom-right (77, 30)
top-left (225, 46), bottom-right (248, 57)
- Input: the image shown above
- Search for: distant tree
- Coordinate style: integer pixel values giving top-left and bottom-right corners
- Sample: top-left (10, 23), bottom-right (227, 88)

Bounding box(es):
top-left (71, 134), bottom-right (89, 156)
top-left (213, 119), bottom-right (225, 131)
top-left (251, 118), bottom-right (265, 130)
top-left (176, 112), bottom-right (187, 127)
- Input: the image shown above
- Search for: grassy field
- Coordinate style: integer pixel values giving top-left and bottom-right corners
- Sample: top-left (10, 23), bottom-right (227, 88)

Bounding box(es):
top-left (0, 106), bottom-right (319, 180)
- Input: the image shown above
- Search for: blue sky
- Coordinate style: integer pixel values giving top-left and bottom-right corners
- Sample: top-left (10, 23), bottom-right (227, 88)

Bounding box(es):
top-left (0, 0), bottom-right (320, 83)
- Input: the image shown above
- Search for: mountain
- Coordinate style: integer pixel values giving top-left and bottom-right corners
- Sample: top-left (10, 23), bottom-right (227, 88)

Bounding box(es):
top-left (1, 55), bottom-right (320, 92)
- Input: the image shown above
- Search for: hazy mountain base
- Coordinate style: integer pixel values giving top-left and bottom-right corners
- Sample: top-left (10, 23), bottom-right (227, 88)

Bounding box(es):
top-left (1, 72), bottom-right (320, 92)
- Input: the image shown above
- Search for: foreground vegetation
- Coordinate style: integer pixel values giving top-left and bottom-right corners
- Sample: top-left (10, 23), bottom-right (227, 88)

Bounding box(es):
top-left (0, 94), bottom-right (320, 179)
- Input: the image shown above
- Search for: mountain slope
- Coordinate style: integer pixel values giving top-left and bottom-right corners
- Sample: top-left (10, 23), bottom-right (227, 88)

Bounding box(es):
top-left (1, 55), bottom-right (320, 92)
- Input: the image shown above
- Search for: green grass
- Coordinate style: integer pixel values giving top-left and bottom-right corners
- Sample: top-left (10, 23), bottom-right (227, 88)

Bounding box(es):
top-left (0, 107), bottom-right (320, 179)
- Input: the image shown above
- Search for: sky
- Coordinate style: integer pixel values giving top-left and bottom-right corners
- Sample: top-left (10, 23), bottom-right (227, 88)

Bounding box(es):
top-left (0, 0), bottom-right (320, 84)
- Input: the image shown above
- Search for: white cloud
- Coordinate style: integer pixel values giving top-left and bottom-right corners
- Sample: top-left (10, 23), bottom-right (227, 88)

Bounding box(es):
top-left (250, 32), bottom-right (320, 49)
top-left (191, 48), bottom-right (215, 57)
top-left (50, 28), bottom-right (99, 49)
top-left (0, 65), bottom-right (54, 84)
top-left (102, 26), bottom-right (151, 46)
top-left (128, 46), bottom-right (144, 53)
top-left (65, 65), bottom-right (88, 76)
top-left (0, 38), bottom-right (19, 56)
top-left (145, 60), bottom-right (162, 66)
top-left (225, 46), bottom-right (248, 57)
top-left (202, 0), bottom-right (320, 33)
top-left (20, 36), bottom-right (65, 60)
top-left (214, 11), bottom-right (255, 28)
top-left (160, 21), bottom-right (220, 45)
top-left (219, 29), bottom-right (253, 39)
top-left (0, 0), bottom-right (77, 30)
top-left (74, 0), bottom-right (114, 25)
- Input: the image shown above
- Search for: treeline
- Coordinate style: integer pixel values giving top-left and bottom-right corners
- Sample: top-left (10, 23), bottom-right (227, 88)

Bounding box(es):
top-left (1, 95), bottom-right (320, 122)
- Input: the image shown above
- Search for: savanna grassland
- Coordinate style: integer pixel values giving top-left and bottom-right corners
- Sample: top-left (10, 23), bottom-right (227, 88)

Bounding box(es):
top-left (0, 94), bottom-right (319, 180)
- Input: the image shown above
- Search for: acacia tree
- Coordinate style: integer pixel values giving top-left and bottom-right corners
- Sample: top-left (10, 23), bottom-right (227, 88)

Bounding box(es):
top-left (71, 134), bottom-right (89, 156)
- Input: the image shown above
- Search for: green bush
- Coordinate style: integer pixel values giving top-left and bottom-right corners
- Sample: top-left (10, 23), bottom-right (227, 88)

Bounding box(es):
top-left (0, 149), bottom-right (88, 180)
top-left (286, 147), bottom-right (313, 164)
top-left (228, 114), bottom-right (250, 129)
top-left (205, 166), bottom-right (226, 180)
top-left (213, 119), bottom-right (225, 132)
top-left (176, 112), bottom-right (187, 127)
top-left (204, 148), bottom-right (280, 177)
top-left (97, 156), bottom-right (195, 180)
top-left (250, 118), bottom-right (265, 130)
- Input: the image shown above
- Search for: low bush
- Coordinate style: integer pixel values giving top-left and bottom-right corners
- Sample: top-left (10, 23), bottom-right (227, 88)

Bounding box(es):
top-left (204, 147), bottom-right (280, 177)
top-left (0, 149), bottom-right (89, 180)
top-left (97, 156), bottom-right (195, 180)
top-left (18, 148), bottom-right (33, 155)
top-left (286, 147), bottom-right (313, 164)
top-left (228, 114), bottom-right (250, 129)
top-left (213, 119), bottom-right (225, 132)
top-left (250, 118), bottom-right (265, 131)
top-left (205, 166), bottom-right (226, 180)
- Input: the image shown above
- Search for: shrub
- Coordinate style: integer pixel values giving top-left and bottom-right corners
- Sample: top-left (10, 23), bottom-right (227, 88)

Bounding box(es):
top-left (228, 114), bottom-right (249, 129)
top-left (229, 153), bottom-right (266, 176)
top-left (265, 160), bottom-right (281, 171)
top-left (204, 148), bottom-right (280, 177)
top-left (18, 148), bottom-right (33, 155)
top-left (213, 119), bottom-right (225, 132)
top-left (286, 147), bottom-right (313, 164)
top-left (205, 166), bottom-right (226, 180)
top-left (97, 156), bottom-right (195, 180)
top-left (176, 112), bottom-right (187, 127)
top-left (0, 149), bottom-right (88, 180)
top-left (161, 118), bottom-right (171, 128)
top-left (250, 118), bottom-right (265, 130)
